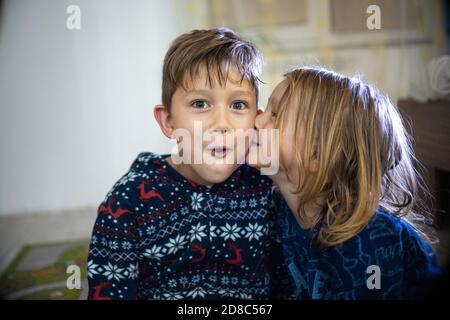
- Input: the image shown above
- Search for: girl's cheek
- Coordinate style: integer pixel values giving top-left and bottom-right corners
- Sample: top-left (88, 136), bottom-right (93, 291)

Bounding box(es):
top-left (260, 117), bottom-right (274, 130)
top-left (281, 131), bottom-right (297, 170)
top-left (268, 121), bottom-right (275, 130)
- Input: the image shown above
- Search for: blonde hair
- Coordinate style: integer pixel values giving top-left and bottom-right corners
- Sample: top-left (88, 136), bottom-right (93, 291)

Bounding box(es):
top-left (276, 67), bottom-right (435, 247)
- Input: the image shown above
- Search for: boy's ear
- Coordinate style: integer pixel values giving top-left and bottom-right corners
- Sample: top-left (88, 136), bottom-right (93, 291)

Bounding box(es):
top-left (154, 104), bottom-right (174, 139)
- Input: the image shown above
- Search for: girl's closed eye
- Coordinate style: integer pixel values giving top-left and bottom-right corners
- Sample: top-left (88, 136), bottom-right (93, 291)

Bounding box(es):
top-left (230, 101), bottom-right (249, 110)
top-left (190, 100), bottom-right (210, 109)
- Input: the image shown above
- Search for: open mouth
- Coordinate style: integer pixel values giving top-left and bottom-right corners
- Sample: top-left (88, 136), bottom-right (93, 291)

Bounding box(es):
top-left (207, 147), bottom-right (231, 159)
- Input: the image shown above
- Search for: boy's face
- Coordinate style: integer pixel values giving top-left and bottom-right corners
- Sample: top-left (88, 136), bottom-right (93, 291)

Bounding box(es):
top-left (162, 66), bottom-right (257, 185)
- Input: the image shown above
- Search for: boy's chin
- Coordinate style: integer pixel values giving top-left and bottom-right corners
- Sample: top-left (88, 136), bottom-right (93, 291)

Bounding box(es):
top-left (194, 163), bottom-right (238, 185)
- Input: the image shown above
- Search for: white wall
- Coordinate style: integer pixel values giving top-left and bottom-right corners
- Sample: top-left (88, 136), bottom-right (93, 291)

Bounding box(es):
top-left (0, 0), bottom-right (179, 215)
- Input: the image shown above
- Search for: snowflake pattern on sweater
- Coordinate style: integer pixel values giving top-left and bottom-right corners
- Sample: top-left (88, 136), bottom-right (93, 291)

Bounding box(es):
top-left (87, 152), bottom-right (293, 300)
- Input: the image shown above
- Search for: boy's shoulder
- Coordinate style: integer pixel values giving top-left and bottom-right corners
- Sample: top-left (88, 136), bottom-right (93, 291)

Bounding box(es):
top-left (103, 152), bottom-right (169, 202)
top-left (129, 152), bottom-right (167, 174)
top-left (119, 152), bottom-right (167, 182)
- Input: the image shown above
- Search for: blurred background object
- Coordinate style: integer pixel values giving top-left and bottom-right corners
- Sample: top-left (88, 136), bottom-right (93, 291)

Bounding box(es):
top-left (409, 55), bottom-right (450, 102)
top-left (0, 0), bottom-right (448, 299)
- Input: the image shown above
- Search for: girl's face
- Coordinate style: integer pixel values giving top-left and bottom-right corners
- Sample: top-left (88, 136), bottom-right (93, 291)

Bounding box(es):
top-left (249, 79), bottom-right (298, 174)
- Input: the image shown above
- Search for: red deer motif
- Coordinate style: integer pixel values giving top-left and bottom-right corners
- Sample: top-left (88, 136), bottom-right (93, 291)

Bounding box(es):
top-left (191, 243), bottom-right (207, 264)
top-left (92, 282), bottom-right (112, 300)
top-left (137, 181), bottom-right (164, 202)
top-left (226, 242), bottom-right (244, 266)
top-left (98, 197), bottom-right (132, 219)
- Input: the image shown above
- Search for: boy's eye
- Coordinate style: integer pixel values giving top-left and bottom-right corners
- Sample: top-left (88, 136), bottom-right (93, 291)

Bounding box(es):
top-left (231, 101), bottom-right (248, 110)
top-left (191, 100), bottom-right (210, 109)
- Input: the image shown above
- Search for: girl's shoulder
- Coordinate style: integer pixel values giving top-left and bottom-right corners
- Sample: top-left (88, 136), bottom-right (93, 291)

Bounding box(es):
top-left (365, 209), bottom-right (425, 243)
top-left (361, 210), bottom-right (420, 246)
top-left (365, 210), bottom-right (408, 235)
top-left (361, 209), bottom-right (438, 265)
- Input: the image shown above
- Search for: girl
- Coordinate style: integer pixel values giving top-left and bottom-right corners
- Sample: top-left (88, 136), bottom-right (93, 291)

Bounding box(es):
top-left (249, 67), bottom-right (441, 299)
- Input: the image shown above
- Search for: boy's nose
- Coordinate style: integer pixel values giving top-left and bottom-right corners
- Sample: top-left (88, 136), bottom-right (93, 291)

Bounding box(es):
top-left (212, 106), bottom-right (232, 133)
top-left (257, 109), bottom-right (264, 116)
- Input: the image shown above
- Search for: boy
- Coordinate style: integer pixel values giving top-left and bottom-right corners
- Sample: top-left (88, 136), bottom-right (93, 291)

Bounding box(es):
top-left (87, 28), bottom-right (292, 299)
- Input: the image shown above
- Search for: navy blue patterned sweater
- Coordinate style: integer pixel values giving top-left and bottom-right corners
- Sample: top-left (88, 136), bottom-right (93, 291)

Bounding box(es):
top-left (276, 195), bottom-right (441, 299)
top-left (87, 152), bottom-right (293, 300)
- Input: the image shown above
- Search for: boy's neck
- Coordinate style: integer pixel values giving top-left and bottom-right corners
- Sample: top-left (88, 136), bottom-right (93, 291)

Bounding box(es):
top-left (165, 156), bottom-right (214, 187)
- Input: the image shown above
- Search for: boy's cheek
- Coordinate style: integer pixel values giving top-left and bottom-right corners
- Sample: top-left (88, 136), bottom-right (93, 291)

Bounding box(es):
top-left (228, 120), bottom-right (256, 134)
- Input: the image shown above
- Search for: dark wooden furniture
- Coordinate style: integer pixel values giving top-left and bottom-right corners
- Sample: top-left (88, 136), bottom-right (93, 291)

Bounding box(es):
top-left (398, 99), bottom-right (450, 227)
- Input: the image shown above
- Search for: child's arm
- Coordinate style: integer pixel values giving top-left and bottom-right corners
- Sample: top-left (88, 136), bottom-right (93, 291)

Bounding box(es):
top-left (87, 192), bottom-right (140, 300)
top-left (267, 189), bottom-right (296, 299)
top-left (268, 237), bottom-right (296, 299)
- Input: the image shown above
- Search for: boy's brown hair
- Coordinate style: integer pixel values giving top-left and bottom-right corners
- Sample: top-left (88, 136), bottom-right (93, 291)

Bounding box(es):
top-left (162, 27), bottom-right (262, 112)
